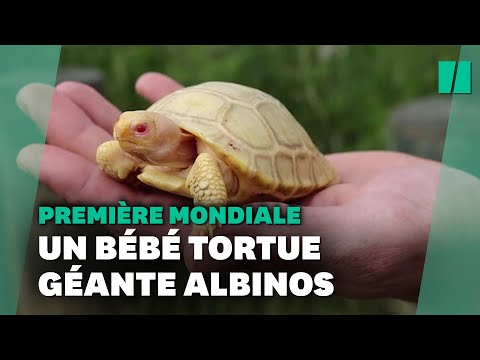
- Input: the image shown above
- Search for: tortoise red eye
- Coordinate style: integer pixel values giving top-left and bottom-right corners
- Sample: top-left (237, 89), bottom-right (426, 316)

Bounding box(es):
top-left (134, 123), bottom-right (148, 134)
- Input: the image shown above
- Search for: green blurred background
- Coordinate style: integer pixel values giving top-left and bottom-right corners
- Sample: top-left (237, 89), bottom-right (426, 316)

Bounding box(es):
top-left (60, 45), bottom-right (459, 153)
top-left (19, 45), bottom-right (460, 315)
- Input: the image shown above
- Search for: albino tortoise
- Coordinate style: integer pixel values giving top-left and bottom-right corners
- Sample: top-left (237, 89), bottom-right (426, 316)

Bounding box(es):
top-left (96, 81), bottom-right (339, 236)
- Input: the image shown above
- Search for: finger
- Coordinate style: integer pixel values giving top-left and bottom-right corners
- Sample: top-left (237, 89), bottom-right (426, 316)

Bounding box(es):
top-left (17, 83), bottom-right (111, 163)
top-left (17, 143), bottom-right (191, 207)
top-left (135, 72), bottom-right (183, 103)
top-left (326, 151), bottom-right (437, 184)
top-left (18, 144), bottom-right (193, 238)
top-left (56, 81), bottom-right (121, 134)
top-left (16, 83), bottom-right (56, 133)
top-left (17, 143), bottom-right (139, 205)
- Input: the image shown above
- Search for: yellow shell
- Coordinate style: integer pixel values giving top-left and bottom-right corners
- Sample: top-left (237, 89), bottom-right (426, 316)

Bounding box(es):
top-left (148, 81), bottom-right (338, 203)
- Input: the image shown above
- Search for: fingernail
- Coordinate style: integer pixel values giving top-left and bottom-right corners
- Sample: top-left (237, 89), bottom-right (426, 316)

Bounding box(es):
top-left (16, 144), bottom-right (45, 178)
top-left (16, 83), bottom-right (55, 134)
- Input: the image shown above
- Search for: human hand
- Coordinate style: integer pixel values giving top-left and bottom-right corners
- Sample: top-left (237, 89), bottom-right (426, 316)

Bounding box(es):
top-left (16, 73), bottom-right (191, 237)
top-left (196, 151), bottom-right (441, 303)
top-left (15, 72), bottom-right (454, 303)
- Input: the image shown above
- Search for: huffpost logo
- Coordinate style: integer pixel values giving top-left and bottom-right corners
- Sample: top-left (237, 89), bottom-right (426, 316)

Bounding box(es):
top-left (438, 61), bottom-right (472, 94)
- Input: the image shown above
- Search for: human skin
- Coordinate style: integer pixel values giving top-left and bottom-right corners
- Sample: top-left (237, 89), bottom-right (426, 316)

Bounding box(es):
top-left (16, 72), bottom-right (443, 303)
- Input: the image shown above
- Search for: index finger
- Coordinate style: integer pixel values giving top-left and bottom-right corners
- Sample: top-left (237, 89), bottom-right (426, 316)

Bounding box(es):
top-left (325, 151), bottom-right (438, 184)
top-left (56, 81), bottom-right (121, 134)
top-left (135, 72), bottom-right (183, 103)
top-left (57, 73), bottom-right (184, 134)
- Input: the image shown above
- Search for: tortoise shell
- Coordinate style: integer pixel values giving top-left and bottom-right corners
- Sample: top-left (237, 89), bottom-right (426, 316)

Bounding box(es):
top-left (147, 81), bottom-right (338, 203)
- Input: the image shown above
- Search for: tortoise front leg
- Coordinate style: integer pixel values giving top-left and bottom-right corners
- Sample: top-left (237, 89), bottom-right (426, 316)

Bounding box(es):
top-left (96, 140), bottom-right (142, 181)
top-left (186, 152), bottom-right (228, 237)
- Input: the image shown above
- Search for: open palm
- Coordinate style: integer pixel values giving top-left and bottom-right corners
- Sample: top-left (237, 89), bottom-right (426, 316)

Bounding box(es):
top-left (17, 72), bottom-right (442, 302)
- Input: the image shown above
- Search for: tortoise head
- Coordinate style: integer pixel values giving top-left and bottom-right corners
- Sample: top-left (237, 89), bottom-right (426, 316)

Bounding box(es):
top-left (114, 110), bottom-right (180, 163)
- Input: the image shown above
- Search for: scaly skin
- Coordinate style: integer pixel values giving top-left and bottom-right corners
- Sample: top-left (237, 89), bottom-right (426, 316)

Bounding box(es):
top-left (186, 152), bottom-right (228, 236)
top-left (96, 140), bottom-right (141, 180)
top-left (97, 111), bottom-right (234, 237)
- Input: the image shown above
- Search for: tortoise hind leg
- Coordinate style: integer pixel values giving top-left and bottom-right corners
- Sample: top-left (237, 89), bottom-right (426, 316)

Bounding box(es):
top-left (186, 152), bottom-right (228, 237)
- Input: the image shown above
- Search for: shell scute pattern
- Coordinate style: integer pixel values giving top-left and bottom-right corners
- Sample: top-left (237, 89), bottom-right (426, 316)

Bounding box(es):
top-left (147, 82), bottom-right (337, 200)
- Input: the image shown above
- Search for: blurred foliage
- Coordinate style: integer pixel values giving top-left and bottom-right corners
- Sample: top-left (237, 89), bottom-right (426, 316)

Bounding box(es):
top-left (60, 45), bottom-right (459, 153)
top-left (48, 46), bottom-right (458, 315)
